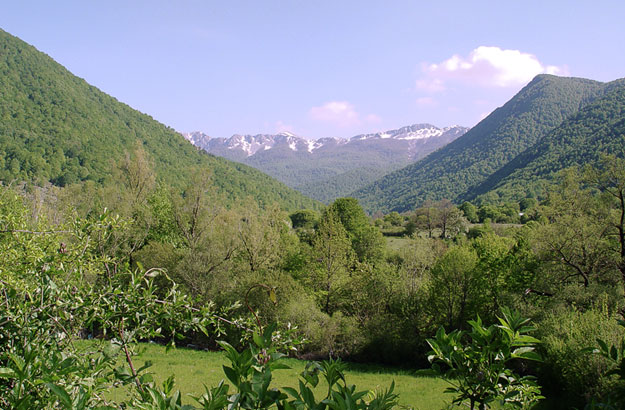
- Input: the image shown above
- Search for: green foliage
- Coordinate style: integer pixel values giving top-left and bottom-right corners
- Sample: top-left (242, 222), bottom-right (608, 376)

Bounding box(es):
top-left (0, 261), bottom-right (228, 409)
top-left (585, 320), bottom-right (625, 408)
top-left (466, 223), bottom-right (494, 239)
top-left (383, 212), bottom-right (403, 227)
top-left (290, 210), bottom-right (320, 230)
top-left (425, 308), bottom-right (543, 410)
top-left (411, 200), bottom-right (468, 239)
top-left (325, 198), bottom-right (384, 263)
top-left (0, 185), bottom-right (395, 408)
top-left (537, 308), bottom-right (624, 407)
top-left (459, 202), bottom-right (479, 223)
top-left (299, 167), bottom-right (395, 205)
top-left (200, 329), bottom-right (398, 410)
top-left (529, 167), bottom-right (620, 290)
top-left (309, 208), bottom-right (354, 315)
top-left (428, 244), bottom-right (479, 329)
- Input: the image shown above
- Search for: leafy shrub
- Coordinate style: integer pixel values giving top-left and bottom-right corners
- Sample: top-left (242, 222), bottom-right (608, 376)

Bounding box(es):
top-left (536, 307), bottom-right (624, 406)
top-left (585, 320), bottom-right (625, 408)
top-left (424, 308), bottom-right (543, 410)
top-left (281, 297), bottom-right (365, 359)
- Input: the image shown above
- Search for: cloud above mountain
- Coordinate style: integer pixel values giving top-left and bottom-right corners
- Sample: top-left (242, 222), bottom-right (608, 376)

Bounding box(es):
top-left (417, 46), bottom-right (568, 91)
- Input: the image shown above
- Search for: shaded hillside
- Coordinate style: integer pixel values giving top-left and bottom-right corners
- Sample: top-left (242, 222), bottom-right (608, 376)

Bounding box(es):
top-left (354, 75), bottom-right (607, 213)
top-left (297, 167), bottom-right (390, 204)
top-left (0, 29), bottom-right (318, 210)
top-left (468, 78), bottom-right (625, 202)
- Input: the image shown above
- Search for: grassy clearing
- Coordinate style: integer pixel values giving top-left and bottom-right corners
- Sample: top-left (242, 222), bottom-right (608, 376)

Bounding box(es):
top-left (385, 236), bottom-right (413, 251)
top-left (86, 341), bottom-right (453, 409)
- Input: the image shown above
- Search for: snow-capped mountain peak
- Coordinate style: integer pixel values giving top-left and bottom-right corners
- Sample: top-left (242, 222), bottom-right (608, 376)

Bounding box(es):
top-left (350, 123), bottom-right (455, 141)
top-left (182, 123), bottom-right (468, 158)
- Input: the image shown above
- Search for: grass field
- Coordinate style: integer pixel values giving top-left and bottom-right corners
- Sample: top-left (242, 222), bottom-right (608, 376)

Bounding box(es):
top-left (385, 236), bottom-right (413, 251)
top-left (90, 342), bottom-right (454, 409)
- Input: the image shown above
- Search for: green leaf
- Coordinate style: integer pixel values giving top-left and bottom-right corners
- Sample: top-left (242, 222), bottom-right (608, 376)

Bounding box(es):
top-left (282, 387), bottom-right (300, 399)
top-left (223, 365), bottom-right (239, 387)
top-left (0, 367), bottom-right (17, 378)
top-left (597, 338), bottom-right (610, 354)
top-left (610, 345), bottom-right (618, 361)
top-left (253, 331), bottom-right (264, 348)
top-left (46, 383), bottom-right (73, 409)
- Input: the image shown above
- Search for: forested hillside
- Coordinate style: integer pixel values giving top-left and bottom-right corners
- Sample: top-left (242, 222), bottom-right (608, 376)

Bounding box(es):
top-left (297, 166), bottom-right (391, 203)
top-left (467, 79), bottom-right (625, 202)
top-left (354, 75), bottom-right (607, 212)
top-left (0, 29), bottom-right (318, 210)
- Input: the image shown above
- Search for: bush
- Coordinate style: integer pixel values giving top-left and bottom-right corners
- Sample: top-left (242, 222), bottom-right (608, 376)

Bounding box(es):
top-left (536, 307), bottom-right (624, 406)
top-left (281, 297), bottom-right (365, 358)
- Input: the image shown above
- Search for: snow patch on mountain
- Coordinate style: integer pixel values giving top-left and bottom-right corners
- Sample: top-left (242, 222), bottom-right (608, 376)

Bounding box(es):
top-left (351, 123), bottom-right (452, 141)
top-left (182, 123), bottom-right (469, 158)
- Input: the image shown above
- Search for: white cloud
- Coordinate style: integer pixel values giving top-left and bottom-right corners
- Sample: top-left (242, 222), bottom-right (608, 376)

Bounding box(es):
top-left (417, 46), bottom-right (568, 91)
top-left (309, 101), bottom-right (379, 127)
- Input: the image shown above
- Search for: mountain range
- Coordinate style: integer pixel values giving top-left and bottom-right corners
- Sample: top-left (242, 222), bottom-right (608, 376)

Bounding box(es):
top-left (2, 27), bottom-right (624, 217)
top-left (183, 124), bottom-right (468, 202)
top-left (0, 28), bottom-right (319, 211)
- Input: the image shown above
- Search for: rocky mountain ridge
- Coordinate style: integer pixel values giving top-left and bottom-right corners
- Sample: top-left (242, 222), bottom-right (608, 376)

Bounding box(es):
top-left (182, 124), bottom-right (468, 203)
top-left (183, 124), bottom-right (467, 159)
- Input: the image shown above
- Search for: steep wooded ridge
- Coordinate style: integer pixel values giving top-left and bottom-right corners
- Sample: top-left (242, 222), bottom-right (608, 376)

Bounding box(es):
top-left (354, 75), bottom-right (611, 213)
top-left (468, 79), bottom-right (625, 202)
top-left (0, 29), bottom-right (318, 210)
top-left (185, 124), bottom-right (467, 203)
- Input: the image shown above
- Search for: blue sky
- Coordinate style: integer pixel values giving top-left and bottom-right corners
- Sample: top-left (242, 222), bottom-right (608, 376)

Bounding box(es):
top-left (2, 1), bottom-right (624, 139)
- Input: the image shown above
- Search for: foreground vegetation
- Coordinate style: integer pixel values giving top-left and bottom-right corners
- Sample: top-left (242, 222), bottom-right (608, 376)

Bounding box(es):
top-left (2, 151), bottom-right (625, 408)
top-left (92, 342), bottom-right (453, 409)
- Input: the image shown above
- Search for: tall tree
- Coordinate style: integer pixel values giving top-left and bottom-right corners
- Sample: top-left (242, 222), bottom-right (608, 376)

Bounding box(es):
top-left (585, 155), bottom-right (625, 286)
top-left (414, 200), bottom-right (440, 238)
top-left (236, 201), bottom-right (288, 274)
top-left (327, 198), bottom-right (384, 262)
top-left (436, 199), bottom-right (467, 239)
top-left (429, 245), bottom-right (478, 329)
top-left (530, 168), bottom-right (615, 288)
top-left (310, 208), bottom-right (354, 315)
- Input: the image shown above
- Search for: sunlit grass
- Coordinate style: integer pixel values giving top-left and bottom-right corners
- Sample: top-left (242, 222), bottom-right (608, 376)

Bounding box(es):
top-left (385, 236), bottom-right (413, 251)
top-left (84, 341), bottom-right (454, 409)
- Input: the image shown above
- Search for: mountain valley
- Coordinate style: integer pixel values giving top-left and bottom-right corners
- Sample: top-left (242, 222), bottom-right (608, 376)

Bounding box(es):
top-left (183, 124), bottom-right (468, 202)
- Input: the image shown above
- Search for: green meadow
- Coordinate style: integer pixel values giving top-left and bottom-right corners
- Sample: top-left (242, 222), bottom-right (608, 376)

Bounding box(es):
top-left (95, 342), bottom-right (453, 409)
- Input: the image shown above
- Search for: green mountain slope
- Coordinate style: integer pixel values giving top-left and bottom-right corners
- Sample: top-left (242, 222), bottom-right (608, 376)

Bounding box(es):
top-left (297, 166), bottom-right (392, 204)
top-left (353, 75), bottom-right (607, 213)
top-left (0, 29), bottom-right (318, 210)
top-left (467, 78), bottom-right (625, 202)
